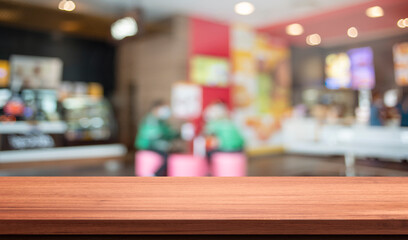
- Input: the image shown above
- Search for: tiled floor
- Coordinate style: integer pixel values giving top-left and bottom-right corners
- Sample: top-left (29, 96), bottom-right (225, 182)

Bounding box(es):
top-left (2, 153), bottom-right (408, 176)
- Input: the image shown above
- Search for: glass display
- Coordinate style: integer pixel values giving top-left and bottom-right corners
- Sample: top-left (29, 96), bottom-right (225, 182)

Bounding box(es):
top-left (20, 89), bottom-right (61, 121)
top-left (62, 96), bottom-right (115, 142)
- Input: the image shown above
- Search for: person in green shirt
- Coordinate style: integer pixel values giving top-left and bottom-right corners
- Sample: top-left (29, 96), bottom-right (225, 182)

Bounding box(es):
top-left (135, 100), bottom-right (177, 176)
top-left (203, 101), bottom-right (245, 162)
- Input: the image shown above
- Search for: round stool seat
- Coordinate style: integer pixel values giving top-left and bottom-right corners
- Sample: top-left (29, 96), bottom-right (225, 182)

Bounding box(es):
top-left (211, 152), bottom-right (247, 176)
top-left (135, 151), bottom-right (163, 176)
top-left (168, 154), bottom-right (207, 177)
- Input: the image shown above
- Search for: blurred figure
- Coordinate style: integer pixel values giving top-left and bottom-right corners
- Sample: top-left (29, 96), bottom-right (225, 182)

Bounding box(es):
top-left (396, 88), bottom-right (408, 127)
top-left (370, 91), bottom-right (384, 126)
top-left (135, 100), bottom-right (177, 176)
top-left (326, 104), bottom-right (343, 124)
top-left (203, 101), bottom-right (245, 162)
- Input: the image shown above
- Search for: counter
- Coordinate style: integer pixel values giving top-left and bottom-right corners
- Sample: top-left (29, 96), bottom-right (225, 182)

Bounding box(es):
top-left (0, 121), bottom-right (67, 134)
top-left (0, 144), bottom-right (127, 164)
top-left (0, 177), bottom-right (407, 235)
top-left (283, 118), bottom-right (408, 175)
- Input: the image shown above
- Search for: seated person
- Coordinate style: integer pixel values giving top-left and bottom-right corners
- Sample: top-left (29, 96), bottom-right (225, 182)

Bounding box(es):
top-left (203, 101), bottom-right (245, 162)
top-left (397, 88), bottom-right (408, 127)
top-left (135, 100), bottom-right (177, 176)
top-left (370, 92), bottom-right (384, 126)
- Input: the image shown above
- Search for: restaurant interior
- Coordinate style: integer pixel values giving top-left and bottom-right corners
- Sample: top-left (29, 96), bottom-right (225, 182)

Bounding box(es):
top-left (0, 0), bottom-right (408, 177)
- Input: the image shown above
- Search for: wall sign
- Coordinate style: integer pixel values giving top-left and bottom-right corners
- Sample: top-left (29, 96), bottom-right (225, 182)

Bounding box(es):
top-left (10, 55), bottom-right (63, 90)
top-left (171, 83), bottom-right (202, 119)
top-left (190, 56), bottom-right (229, 87)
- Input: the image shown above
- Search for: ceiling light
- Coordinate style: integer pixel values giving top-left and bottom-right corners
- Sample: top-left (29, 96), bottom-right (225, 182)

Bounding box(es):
top-left (398, 18), bottom-right (408, 28)
top-left (366, 6), bottom-right (384, 18)
top-left (347, 27), bottom-right (358, 38)
top-left (111, 17), bottom-right (138, 40)
top-left (286, 23), bottom-right (304, 36)
top-left (58, 0), bottom-right (66, 10)
top-left (58, 0), bottom-right (76, 12)
top-left (403, 18), bottom-right (408, 27)
top-left (397, 19), bottom-right (405, 28)
top-left (306, 34), bottom-right (321, 46)
top-left (64, 1), bottom-right (76, 11)
top-left (234, 2), bottom-right (255, 16)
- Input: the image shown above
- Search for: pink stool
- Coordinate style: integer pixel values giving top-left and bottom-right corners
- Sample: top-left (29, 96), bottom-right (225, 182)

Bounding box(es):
top-left (135, 151), bottom-right (163, 176)
top-left (211, 152), bottom-right (247, 176)
top-left (168, 154), bottom-right (208, 177)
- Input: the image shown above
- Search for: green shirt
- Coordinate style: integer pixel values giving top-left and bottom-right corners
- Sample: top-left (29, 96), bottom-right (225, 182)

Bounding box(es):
top-left (205, 119), bottom-right (244, 151)
top-left (135, 114), bottom-right (177, 151)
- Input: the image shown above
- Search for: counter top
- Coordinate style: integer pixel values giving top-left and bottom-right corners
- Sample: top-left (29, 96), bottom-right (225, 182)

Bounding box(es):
top-left (0, 121), bottom-right (67, 134)
top-left (0, 177), bottom-right (407, 235)
top-left (0, 144), bottom-right (127, 163)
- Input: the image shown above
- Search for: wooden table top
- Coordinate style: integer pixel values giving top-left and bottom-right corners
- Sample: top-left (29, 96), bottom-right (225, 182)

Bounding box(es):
top-left (0, 177), bottom-right (407, 235)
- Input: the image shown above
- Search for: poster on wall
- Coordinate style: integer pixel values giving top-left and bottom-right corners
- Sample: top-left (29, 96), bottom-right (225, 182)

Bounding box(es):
top-left (10, 55), bottom-right (63, 90)
top-left (231, 24), bottom-right (255, 52)
top-left (0, 60), bottom-right (9, 88)
top-left (232, 50), bottom-right (256, 109)
top-left (231, 25), bottom-right (257, 109)
top-left (171, 83), bottom-right (202, 119)
top-left (231, 24), bottom-right (292, 151)
top-left (190, 55), bottom-right (229, 87)
top-left (255, 35), bottom-right (291, 116)
top-left (393, 42), bottom-right (408, 86)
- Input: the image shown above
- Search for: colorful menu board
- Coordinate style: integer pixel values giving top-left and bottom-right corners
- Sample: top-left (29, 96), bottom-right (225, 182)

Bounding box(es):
top-left (393, 42), bottom-right (408, 86)
top-left (10, 55), bottom-right (63, 90)
top-left (190, 55), bottom-right (229, 87)
top-left (325, 52), bottom-right (351, 89)
top-left (325, 47), bottom-right (375, 90)
top-left (348, 47), bottom-right (375, 90)
top-left (231, 24), bottom-right (292, 151)
top-left (0, 60), bottom-right (9, 88)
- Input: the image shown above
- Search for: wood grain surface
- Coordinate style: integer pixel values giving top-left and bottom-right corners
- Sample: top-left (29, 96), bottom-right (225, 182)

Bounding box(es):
top-left (0, 177), bottom-right (407, 235)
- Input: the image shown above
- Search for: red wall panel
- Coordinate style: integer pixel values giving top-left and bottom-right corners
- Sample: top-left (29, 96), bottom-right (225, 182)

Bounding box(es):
top-left (189, 17), bottom-right (230, 57)
top-left (188, 17), bottom-right (232, 143)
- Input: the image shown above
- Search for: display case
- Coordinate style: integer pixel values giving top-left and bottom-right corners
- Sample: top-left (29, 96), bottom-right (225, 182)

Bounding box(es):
top-left (0, 88), bottom-right (66, 151)
top-left (62, 96), bottom-right (116, 145)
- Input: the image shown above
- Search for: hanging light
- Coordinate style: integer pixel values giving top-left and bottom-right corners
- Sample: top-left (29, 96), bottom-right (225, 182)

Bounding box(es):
top-left (234, 2), bottom-right (255, 16)
top-left (306, 34), bottom-right (321, 46)
top-left (347, 27), bottom-right (358, 38)
top-left (365, 6), bottom-right (384, 18)
top-left (286, 23), bottom-right (304, 36)
top-left (404, 18), bottom-right (408, 27)
top-left (397, 19), bottom-right (405, 28)
top-left (58, 0), bottom-right (66, 10)
top-left (111, 17), bottom-right (138, 40)
top-left (64, 1), bottom-right (76, 11)
top-left (58, 0), bottom-right (76, 12)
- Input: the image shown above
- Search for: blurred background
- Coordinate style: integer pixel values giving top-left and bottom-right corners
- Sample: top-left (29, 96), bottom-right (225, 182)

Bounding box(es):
top-left (0, 0), bottom-right (408, 176)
